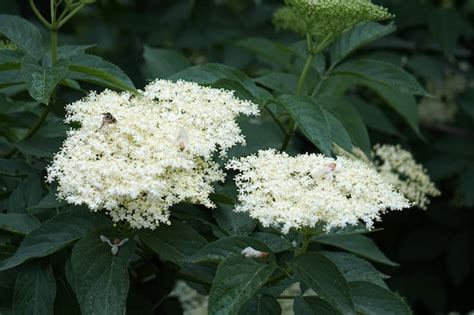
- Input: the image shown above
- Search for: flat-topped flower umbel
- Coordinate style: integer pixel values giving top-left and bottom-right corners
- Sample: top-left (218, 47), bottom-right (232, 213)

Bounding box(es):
top-left (227, 149), bottom-right (410, 234)
top-left (47, 80), bottom-right (259, 229)
top-left (373, 144), bottom-right (441, 209)
top-left (274, 0), bottom-right (393, 39)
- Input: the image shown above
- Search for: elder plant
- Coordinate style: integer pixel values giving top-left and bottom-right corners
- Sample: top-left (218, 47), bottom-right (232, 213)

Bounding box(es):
top-left (0, 0), bottom-right (440, 314)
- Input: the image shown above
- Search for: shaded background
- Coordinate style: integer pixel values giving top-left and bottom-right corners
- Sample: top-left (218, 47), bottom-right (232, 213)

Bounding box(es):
top-left (1, 0), bottom-right (473, 313)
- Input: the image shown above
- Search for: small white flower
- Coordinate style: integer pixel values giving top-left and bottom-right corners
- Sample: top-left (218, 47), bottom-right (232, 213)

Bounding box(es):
top-left (241, 246), bottom-right (269, 258)
top-left (100, 235), bottom-right (129, 255)
top-left (373, 144), bottom-right (441, 209)
top-left (47, 80), bottom-right (259, 229)
top-left (227, 149), bottom-right (410, 234)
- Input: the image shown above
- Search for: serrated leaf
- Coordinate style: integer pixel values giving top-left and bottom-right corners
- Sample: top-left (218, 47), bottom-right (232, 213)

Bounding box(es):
top-left (21, 57), bottom-right (70, 104)
top-left (254, 72), bottom-right (299, 94)
top-left (68, 54), bottom-right (137, 94)
top-left (142, 45), bottom-right (190, 79)
top-left (7, 173), bottom-right (43, 213)
top-left (276, 94), bottom-right (331, 155)
top-left (29, 188), bottom-right (66, 210)
top-left (428, 8), bottom-right (464, 58)
top-left (351, 96), bottom-right (402, 136)
top-left (0, 15), bottom-right (43, 60)
top-left (208, 256), bottom-right (276, 315)
top-left (235, 37), bottom-right (293, 70)
top-left (363, 81), bottom-right (422, 138)
top-left (0, 208), bottom-right (111, 271)
top-left (188, 236), bottom-right (273, 263)
top-left (0, 159), bottom-right (34, 176)
top-left (0, 213), bottom-right (40, 235)
top-left (70, 231), bottom-right (134, 315)
top-left (349, 281), bottom-right (412, 315)
top-left (315, 234), bottom-right (398, 266)
top-left (325, 110), bottom-right (352, 153)
top-left (290, 253), bottom-right (355, 314)
top-left (214, 204), bottom-right (257, 236)
top-left (294, 296), bottom-right (342, 315)
top-left (332, 59), bottom-right (428, 96)
top-left (239, 294), bottom-right (282, 315)
top-left (330, 22), bottom-right (396, 66)
top-left (12, 262), bottom-right (56, 315)
top-left (321, 252), bottom-right (389, 288)
top-left (138, 220), bottom-right (207, 264)
top-left (251, 232), bottom-right (292, 253)
top-left (0, 50), bottom-right (21, 71)
top-left (319, 96), bottom-right (371, 155)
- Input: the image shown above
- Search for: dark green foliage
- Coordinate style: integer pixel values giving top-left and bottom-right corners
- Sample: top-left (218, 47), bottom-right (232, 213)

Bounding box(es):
top-left (0, 0), bottom-right (473, 314)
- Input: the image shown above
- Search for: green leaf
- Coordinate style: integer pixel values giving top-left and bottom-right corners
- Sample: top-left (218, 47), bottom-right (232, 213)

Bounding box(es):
top-left (29, 188), bottom-right (66, 210)
top-left (290, 253), bottom-right (355, 314)
top-left (0, 15), bottom-right (43, 60)
top-left (12, 262), bottom-right (56, 315)
top-left (315, 234), bottom-right (398, 266)
top-left (235, 37), bottom-right (293, 70)
top-left (251, 232), bottom-right (292, 253)
top-left (294, 296), bottom-right (342, 315)
top-left (363, 81), bottom-right (422, 138)
top-left (169, 63), bottom-right (264, 100)
top-left (239, 294), bottom-right (282, 315)
top-left (0, 50), bottom-right (21, 71)
top-left (138, 220), bottom-right (207, 264)
top-left (208, 255), bottom-right (276, 315)
top-left (7, 173), bottom-right (43, 213)
top-left (458, 89), bottom-right (474, 120)
top-left (68, 54), bottom-right (137, 94)
top-left (332, 59), bottom-right (428, 96)
top-left (276, 95), bottom-right (331, 156)
top-left (351, 96), bottom-right (402, 136)
top-left (142, 45), bottom-right (190, 79)
top-left (0, 213), bottom-right (40, 235)
top-left (70, 231), bottom-right (135, 315)
top-left (21, 57), bottom-right (70, 104)
top-left (330, 22), bottom-right (396, 66)
top-left (428, 8), bottom-right (464, 58)
top-left (0, 159), bottom-right (34, 176)
top-left (214, 204), bottom-right (257, 236)
top-left (325, 110), bottom-right (352, 153)
top-left (210, 79), bottom-right (255, 102)
top-left (0, 208), bottom-right (111, 271)
top-left (321, 252), bottom-right (389, 288)
top-left (349, 281), bottom-right (412, 315)
top-left (254, 72), bottom-right (299, 94)
top-left (189, 236), bottom-right (273, 263)
top-left (319, 96), bottom-right (371, 155)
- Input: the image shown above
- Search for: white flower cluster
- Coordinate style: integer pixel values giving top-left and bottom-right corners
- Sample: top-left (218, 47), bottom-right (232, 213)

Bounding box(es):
top-left (47, 80), bottom-right (259, 229)
top-left (373, 144), bottom-right (440, 209)
top-left (170, 281), bottom-right (208, 315)
top-left (227, 149), bottom-right (410, 234)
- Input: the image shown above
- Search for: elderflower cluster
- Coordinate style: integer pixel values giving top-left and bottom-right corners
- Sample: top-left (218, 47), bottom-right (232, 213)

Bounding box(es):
top-left (373, 144), bottom-right (440, 209)
top-left (47, 80), bottom-right (259, 229)
top-left (170, 281), bottom-right (208, 315)
top-left (227, 149), bottom-right (410, 234)
top-left (273, 0), bottom-right (393, 39)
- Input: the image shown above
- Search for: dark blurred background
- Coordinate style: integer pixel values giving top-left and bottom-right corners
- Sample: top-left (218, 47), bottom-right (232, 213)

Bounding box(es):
top-left (1, 0), bottom-right (473, 313)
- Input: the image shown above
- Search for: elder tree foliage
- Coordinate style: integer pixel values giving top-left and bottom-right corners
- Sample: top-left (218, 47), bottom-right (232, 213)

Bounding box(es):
top-left (0, 0), bottom-right (473, 314)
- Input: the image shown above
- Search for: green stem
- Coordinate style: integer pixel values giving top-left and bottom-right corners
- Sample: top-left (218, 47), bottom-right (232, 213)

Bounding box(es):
top-left (264, 104), bottom-right (288, 135)
top-left (51, 29), bottom-right (58, 64)
top-left (280, 34), bottom-right (315, 152)
top-left (280, 54), bottom-right (313, 151)
top-left (57, 3), bottom-right (84, 29)
top-left (295, 234), bottom-right (312, 256)
top-left (1, 106), bottom-right (51, 158)
top-left (29, 0), bottom-right (52, 28)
